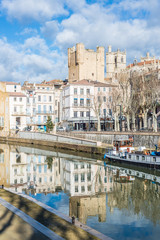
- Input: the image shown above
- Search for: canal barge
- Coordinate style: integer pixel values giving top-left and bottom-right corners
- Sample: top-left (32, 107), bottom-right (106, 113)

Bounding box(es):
top-left (104, 138), bottom-right (160, 169)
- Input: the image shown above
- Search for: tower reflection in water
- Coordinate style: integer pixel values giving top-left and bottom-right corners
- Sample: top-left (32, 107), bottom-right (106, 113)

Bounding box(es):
top-left (0, 143), bottom-right (160, 226)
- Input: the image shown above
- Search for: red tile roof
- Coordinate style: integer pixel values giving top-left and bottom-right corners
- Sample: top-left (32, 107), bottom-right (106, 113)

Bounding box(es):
top-left (127, 60), bottom-right (160, 68)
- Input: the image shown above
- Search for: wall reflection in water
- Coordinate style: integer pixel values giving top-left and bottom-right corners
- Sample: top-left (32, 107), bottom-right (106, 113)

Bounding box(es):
top-left (0, 143), bottom-right (160, 227)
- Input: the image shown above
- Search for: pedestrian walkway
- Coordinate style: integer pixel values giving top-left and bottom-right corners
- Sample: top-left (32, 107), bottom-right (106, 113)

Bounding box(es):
top-left (0, 197), bottom-right (63, 240)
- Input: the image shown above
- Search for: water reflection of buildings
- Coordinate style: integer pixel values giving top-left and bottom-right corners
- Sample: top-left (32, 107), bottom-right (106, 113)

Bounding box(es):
top-left (2, 145), bottom-right (160, 225)
top-left (0, 145), bottom-right (62, 194)
top-left (0, 144), bottom-right (10, 187)
top-left (60, 159), bottom-right (115, 224)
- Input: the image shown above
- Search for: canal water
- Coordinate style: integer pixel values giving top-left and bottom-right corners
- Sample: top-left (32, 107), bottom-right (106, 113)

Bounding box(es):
top-left (0, 143), bottom-right (160, 240)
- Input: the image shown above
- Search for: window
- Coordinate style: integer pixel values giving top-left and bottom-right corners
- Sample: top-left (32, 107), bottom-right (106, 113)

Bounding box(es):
top-left (49, 96), bottom-right (52, 102)
top-left (47, 87), bottom-right (50, 91)
top-left (19, 98), bottom-right (22, 102)
top-left (43, 95), bottom-right (46, 102)
top-left (74, 111), bottom-right (78, 118)
top-left (129, 155), bottom-right (131, 159)
top-left (98, 87), bottom-right (100, 92)
top-left (74, 174), bottom-right (78, 182)
top-left (74, 98), bottom-right (78, 106)
top-left (103, 109), bottom-right (106, 116)
top-left (80, 111), bottom-right (84, 117)
top-left (14, 107), bottom-right (17, 112)
top-left (136, 155), bottom-right (139, 160)
top-left (0, 117), bottom-right (4, 127)
top-left (49, 106), bottom-right (52, 112)
top-left (92, 73), bottom-right (94, 76)
top-left (44, 165), bottom-right (47, 173)
top-left (109, 109), bottom-right (112, 116)
top-left (80, 98), bottom-right (84, 106)
top-left (109, 96), bottom-right (112, 102)
top-left (55, 100), bottom-right (57, 106)
top-left (98, 96), bottom-right (101, 102)
top-left (87, 172), bottom-right (91, 181)
top-left (121, 57), bottom-right (123, 63)
top-left (14, 97), bottom-right (16, 102)
top-left (115, 56), bottom-right (117, 68)
top-left (81, 186), bottom-right (85, 192)
top-left (43, 116), bottom-right (47, 122)
top-left (103, 87), bottom-right (106, 91)
top-left (142, 156), bottom-right (145, 161)
top-left (43, 105), bottom-right (46, 113)
top-left (88, 185), bottom-right (91, 191)
top-left (81, 173), bottom-right (85, 182)
top-left (86, 111), bottom-right (90, 117)
top-left (81, 164), bottom-right (85, 169)
top-left (87, 89), bottom-right (90, 94)
top-left (38, 95), bottom-right (41, 101)
top-left (87, 163), bottom-right (91, 169)
top-left (75, 186), bottom-right (78, 192)
top-left (38, 165), bottom-right (42, 173)
top-left (153, 157), bottom-right (156, 162)
top-left (86, 99), bottom-right (90, 106)
top-left (38, 105), bottom-right (41, 113)
top-left (109, 177), bottom-right (112, 183)
top-left (74, 88), bottom-right (77, 95)
top-left (103, 96), bottom-right (106, 102)
top-left (80, 88), bottom-right (84, 95)
top-left (74, 164), bottom-right (78, 169)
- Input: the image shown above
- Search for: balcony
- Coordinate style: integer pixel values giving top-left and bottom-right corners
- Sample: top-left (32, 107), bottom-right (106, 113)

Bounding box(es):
top-left (72, 104), bottom-right (91, 108)
top-left (12, 112), bottom-right (27, 116)
top-left (36, 111), bottom-right (54, 115)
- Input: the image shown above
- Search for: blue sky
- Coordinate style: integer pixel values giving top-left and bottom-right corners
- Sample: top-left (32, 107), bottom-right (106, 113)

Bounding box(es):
top-left (0, 0), bottom-right (160, 83)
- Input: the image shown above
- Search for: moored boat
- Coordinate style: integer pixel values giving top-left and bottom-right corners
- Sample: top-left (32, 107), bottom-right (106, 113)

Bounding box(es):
top-left (104, 138), bottom-right (160, 169)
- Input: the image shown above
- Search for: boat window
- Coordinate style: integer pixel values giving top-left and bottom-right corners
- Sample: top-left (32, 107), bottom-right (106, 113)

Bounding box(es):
top-left (136, 155), bottom-right (139, 160)
top-left (153, 157), bottom-right (156, 162)
top-left (142, 156), bottom-right (145, 161)
top-left (129, 155), bottom-right (131, 159)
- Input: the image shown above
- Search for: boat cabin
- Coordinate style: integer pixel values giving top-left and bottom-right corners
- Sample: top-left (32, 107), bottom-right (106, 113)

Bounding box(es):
top-left (113, 138), bottom-right (133, 152)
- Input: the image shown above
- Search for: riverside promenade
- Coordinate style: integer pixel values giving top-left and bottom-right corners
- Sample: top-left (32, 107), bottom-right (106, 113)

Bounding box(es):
top-left (0, 188), bottom-right (112, 240)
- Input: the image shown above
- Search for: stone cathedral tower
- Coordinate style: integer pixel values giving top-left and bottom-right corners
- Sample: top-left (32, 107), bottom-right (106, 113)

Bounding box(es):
top-left (106, 46), bottom-right (126, 79)
top-left (68, 43), bottom-right (105, 83)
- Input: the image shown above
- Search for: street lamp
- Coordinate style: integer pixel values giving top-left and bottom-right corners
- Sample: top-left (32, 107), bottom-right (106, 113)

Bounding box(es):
top-left (116, 105), bottom-right (122, 132)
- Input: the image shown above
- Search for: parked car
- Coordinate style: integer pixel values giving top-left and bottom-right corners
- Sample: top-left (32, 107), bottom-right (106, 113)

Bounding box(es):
top-left (57, 127), bottom-right (66, 132)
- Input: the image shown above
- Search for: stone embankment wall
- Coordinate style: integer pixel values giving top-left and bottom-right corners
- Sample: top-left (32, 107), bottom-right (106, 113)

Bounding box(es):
top-left (61, 131), bottom-right (160, 149)
top-left (0, 131), bottom-right (106, 155)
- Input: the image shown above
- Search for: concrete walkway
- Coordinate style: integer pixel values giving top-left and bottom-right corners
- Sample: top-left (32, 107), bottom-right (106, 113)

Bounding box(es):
top-left (0, 197), bottom-right (63, 240)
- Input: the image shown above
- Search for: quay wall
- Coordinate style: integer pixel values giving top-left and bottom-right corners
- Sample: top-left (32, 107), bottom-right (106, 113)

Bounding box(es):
top-left (61, 131), bottom-right (160, 149)
top-left (0, 131), bottom-right (106, 155)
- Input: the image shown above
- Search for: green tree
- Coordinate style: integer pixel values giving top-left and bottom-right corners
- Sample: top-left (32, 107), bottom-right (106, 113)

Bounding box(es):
top-left (46, 116), bottom-right (54, 132)
top-left (45, 156), bottom-right (53, 169)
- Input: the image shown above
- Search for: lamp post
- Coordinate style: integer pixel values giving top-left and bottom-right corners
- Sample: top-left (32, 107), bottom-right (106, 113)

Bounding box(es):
top-left (89, 107), bottom-right (91, 131)
top-left (116, 105), bottom-right (122, 132)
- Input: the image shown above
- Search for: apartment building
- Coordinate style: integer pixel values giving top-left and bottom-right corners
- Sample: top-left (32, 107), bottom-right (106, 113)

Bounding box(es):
top-left (22, 80), bottom-right (63, 131)
top-left (0, 82), bottom-right (10, 132)
top-left (0, 81), bottom-right (27, 131)
top-left (61, 79), bottom-right (116, 130)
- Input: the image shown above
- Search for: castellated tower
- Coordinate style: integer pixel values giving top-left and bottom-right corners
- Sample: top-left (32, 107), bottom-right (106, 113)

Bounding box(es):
top-left (106, 46), bottom-right (126, 79)
top-left (68, 43), bottom-right (105, 83)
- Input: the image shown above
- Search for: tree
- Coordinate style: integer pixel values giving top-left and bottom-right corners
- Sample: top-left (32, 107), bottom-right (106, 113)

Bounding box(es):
top-left (45, 156), bottom-right (53, 169)
top-left (46, 116), bottom-right (54, 132)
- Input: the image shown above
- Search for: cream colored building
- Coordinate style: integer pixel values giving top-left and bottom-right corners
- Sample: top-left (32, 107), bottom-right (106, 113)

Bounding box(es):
top-left (0, 83), bottom-right (10, 132)
top-left (106, 45), bottom-right (126, 79)
top-left (68, 43), bottom-right (105, 83)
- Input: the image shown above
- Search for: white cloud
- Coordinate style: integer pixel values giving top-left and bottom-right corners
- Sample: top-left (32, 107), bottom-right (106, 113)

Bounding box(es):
top-left (1, 0), bottom-right (68, 22)
top-left (1, 0), bottom-right (160, 82)
top-left (41, 21), bottom-right (60, 40)
top-left (19, 28), bottom-right (38, 36)
top-left (0, 37), bottom-right (68, 83)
